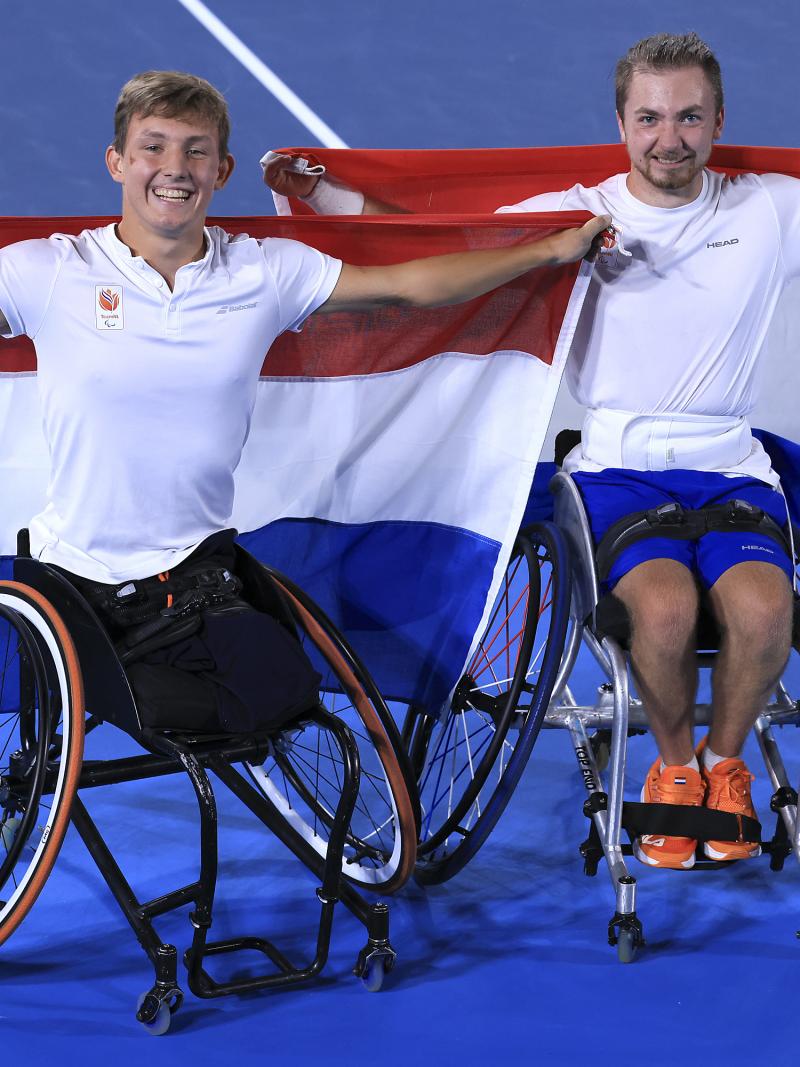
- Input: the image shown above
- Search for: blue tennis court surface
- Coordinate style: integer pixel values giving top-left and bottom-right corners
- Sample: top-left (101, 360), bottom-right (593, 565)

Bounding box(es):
top-left (2, 2), bottom-right (799, 1062)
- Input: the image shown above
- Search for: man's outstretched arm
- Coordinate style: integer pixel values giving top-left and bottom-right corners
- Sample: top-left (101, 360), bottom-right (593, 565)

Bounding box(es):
top-left (318, 214), bottom-right (610, 312)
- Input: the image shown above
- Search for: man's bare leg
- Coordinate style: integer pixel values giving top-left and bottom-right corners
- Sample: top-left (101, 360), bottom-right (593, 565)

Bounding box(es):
top-left (614, 559), bottom-right (700, 765)
top-left (706, 560), bottom-right (793, 756)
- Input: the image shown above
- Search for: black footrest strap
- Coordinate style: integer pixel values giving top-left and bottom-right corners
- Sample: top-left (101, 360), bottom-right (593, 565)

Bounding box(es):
top-left (621, 801), bottom-right (761, 844)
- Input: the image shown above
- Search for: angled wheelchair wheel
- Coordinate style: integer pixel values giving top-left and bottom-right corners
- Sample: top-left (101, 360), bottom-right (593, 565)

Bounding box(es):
top-left (245, 571), bottom-right (419, 894)
top-left (411, 522), bottom-right (570, 885)
top-left (0, 582), bottom-right (84, 945)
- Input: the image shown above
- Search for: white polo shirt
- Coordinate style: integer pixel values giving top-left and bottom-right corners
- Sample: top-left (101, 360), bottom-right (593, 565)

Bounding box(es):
top-left (0, 224), bottom-right (341, 582)
top-left (499, 170), bottom-right (800, 479)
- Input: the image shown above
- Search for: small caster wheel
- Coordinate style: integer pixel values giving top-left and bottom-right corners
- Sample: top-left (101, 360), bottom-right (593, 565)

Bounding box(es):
top-left (360, 955), bottom-right (386, 992)
top-left (136, 992), bottom-right (174, 1036)
top-left (616, 926), bottom-right (640, 964)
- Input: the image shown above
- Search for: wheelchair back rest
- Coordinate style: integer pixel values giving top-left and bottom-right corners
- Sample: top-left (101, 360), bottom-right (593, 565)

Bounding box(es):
top-left (232, 544), bottom-right (299, 636)
top-left (13, 555), bottom-right (142, 735)
top-left (549, 470), bottom-right (600, 623)
top-left (554, 428), bottom-right (582, 469)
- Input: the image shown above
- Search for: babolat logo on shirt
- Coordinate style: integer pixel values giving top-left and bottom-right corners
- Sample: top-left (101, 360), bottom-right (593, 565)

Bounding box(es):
top-left (216, 302), bottom-right (258, 315)
top-left (95, 285), bottom-right (124, 330)
top-left (706, 238), bottom-right (740, 248)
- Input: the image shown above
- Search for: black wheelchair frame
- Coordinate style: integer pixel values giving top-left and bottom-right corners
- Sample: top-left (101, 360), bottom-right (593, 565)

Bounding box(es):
top-left (0, 536), bottom-right (413, 1033)
top-left (69, 716), bottom-right (392, 1029)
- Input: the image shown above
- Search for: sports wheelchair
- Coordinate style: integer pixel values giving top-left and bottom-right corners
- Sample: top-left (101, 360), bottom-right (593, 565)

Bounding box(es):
top-left (402, 491), bottom-right (572, 884)
top-left (0, 534), bottom-right (419, 1033)
top-left (402, 432), bottom-right (800, 953)
top-left (545, 432), bottom-right (800, 962)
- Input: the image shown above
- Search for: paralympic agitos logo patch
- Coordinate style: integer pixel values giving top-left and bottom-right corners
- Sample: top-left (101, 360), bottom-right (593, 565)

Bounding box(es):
top-left (95, 285), bottom-right (124, 330)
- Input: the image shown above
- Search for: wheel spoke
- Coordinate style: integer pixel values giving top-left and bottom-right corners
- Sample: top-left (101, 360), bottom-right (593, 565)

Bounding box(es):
top-left (414, 526), bottom-right (569, 882)
top-left (244, 571), bottom-right (415, 892)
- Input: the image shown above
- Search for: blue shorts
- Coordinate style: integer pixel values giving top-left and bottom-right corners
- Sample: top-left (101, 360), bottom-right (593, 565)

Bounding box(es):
top-left (572, 468), bottom-right (793, 592)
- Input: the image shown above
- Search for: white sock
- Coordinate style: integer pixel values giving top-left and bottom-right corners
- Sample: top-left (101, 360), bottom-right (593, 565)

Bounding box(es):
top-left (702, 745), bottom-right (731, 772)
top-left (661, 755), bottom-right (699, 773)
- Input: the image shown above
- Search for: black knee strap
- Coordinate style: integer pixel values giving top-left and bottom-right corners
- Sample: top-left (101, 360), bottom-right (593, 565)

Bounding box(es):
top-left (595, 499), bottom-right (792, 584)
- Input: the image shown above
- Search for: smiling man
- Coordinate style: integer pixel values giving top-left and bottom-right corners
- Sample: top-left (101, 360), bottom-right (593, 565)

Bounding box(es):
top-left (504, 33), bottom-right (799, 868)
top-left (265, 32), bottom-right (800, 868)
top-left (0, 70), bottom-right (606, 735)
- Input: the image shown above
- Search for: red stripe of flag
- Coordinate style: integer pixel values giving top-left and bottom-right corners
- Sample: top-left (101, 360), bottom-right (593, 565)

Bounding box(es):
top-left (0, 213), bottom-right (590, 377)
top-left (5, 143), bottom-right (800, 376)
top-left (273, 144), bottom-right (800, 215)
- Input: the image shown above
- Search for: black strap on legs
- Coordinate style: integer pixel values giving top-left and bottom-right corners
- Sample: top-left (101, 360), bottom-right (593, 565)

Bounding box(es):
top-left (595, 499), bottom-right (793, 583)
top-left (620, 801), bottom-right (761, 844)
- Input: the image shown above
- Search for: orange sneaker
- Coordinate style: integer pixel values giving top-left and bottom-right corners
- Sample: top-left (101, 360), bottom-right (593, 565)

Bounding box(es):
top-left (702, 757), bottom-right (761, 861)
top-left (634, 759), bottom-right (706, 870)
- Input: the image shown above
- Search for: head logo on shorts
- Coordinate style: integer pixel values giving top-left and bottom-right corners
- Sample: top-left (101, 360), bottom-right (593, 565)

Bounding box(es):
top-left (95, 285), bottom-right (124, 330)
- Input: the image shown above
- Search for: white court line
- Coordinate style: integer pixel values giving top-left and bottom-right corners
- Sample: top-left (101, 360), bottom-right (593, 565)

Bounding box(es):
top-left (176, 0), bottom-right (348, 148)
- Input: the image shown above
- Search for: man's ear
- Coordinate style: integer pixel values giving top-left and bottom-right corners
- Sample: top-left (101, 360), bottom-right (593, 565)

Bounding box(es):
top-left (713, 106), bottom-right (725, 141)
top-left (105, 144), bottom-right (125, 185)
top-left (616, 111), bottom-right (627, 144)
top-left (215, 153), bottom-right (235, 190)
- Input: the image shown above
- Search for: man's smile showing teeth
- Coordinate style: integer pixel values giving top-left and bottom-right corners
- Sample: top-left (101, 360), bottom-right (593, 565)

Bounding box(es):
top-left (152, 188), bottom-right (191, 200)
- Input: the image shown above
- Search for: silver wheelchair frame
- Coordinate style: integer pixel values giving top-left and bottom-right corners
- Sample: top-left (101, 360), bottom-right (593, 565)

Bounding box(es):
top-left (544, 469), bottom-right (800, 961)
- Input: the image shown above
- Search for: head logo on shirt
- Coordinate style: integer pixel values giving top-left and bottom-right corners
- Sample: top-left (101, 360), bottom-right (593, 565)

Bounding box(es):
top-left (95, 285), bottom-right (124, 330)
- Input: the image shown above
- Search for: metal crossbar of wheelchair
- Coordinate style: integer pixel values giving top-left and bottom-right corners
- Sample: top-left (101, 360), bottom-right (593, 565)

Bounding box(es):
top-left (531, 469), bottom-right (800, 962)
top-left (67, 714), bottom-right (394, 1026)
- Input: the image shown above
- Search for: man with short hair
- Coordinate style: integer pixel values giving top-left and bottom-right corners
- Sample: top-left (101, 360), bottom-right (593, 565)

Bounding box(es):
top-left (0, 70), bottom-right (606, 734)
top-left (265, 32), bottom-right (800, 867)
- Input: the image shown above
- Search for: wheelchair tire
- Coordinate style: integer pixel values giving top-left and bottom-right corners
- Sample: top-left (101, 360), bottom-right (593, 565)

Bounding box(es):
top-left (244, 570), bottom-right (419, 894)
top-left (411, 522), bottom-right (570, 885)
top-left (0, 582), bottom-right (84, 945)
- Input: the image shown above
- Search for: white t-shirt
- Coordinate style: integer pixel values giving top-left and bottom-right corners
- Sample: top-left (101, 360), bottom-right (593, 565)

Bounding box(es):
top-left (0, 224), bottom-right (342, 582)
top-left (498, 170), bottom-right (800, 478)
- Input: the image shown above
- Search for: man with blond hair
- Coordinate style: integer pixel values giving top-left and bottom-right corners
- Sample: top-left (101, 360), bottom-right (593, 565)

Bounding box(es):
top-left (0, 70), bottom-right (606, 734)
top-left (266, 32), bottom-right (800, 867)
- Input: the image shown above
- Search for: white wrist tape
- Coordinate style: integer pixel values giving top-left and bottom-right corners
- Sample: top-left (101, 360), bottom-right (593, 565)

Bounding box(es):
top-left (259, 150), bottom-right (326, 179)
top-left (300, 174), bottom-right (365, 216)
top-left (259, 151), bottom-right (365, 215)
